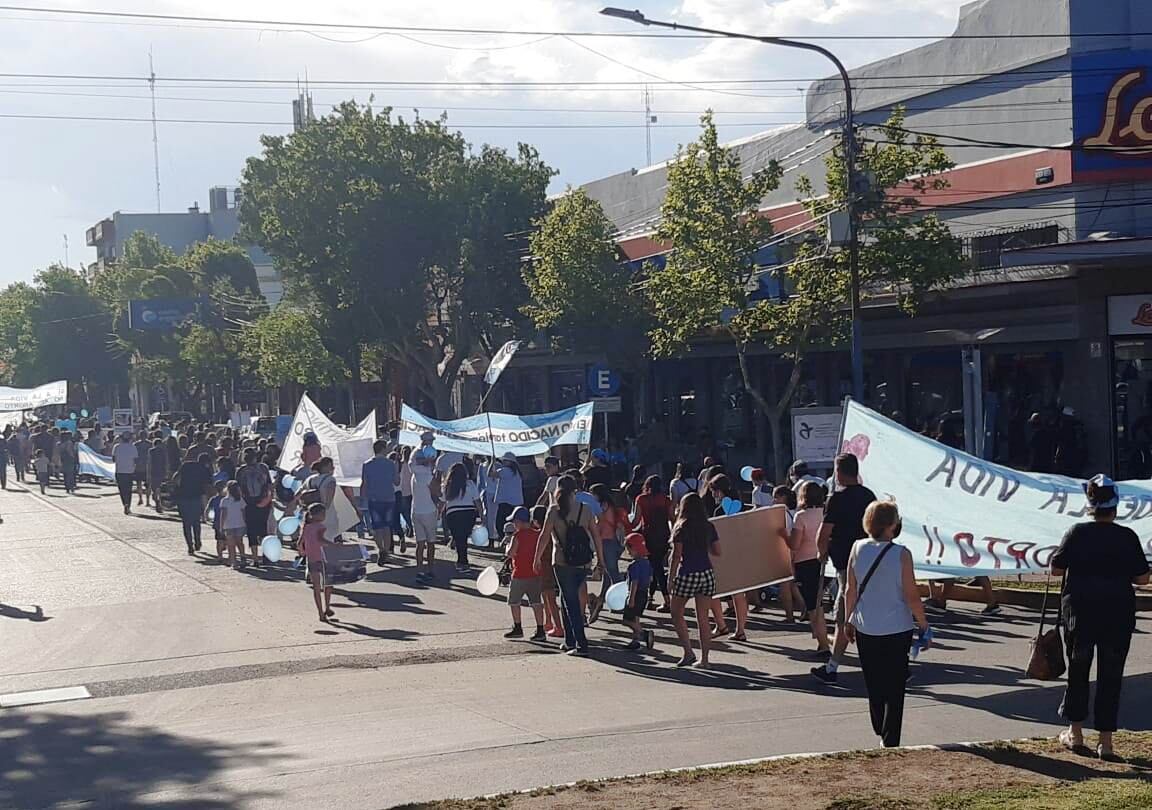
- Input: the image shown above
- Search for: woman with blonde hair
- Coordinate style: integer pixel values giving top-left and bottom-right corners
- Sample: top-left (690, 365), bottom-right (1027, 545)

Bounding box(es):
top-left (842, 500), bottom-right (930, 748)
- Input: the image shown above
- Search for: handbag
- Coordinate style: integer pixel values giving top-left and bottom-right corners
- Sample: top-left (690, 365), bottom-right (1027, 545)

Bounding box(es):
top-left (1026, 573), bottom-right (1066, 680)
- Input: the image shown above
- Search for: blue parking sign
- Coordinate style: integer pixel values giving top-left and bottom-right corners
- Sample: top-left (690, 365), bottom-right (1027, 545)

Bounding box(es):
top-left (587, 364), bottom-right (620, 397)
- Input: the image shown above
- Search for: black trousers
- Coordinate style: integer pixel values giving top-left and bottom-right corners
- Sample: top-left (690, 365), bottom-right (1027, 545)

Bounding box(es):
top-left (244, 503), bottom-right (271, 550)
top-left (1060, 622), bottom-right (1132, 732)
top-left (856, 630), bottom-right (914, 748)
top-left (177, 498), bottom-right (202, 549)
top-left (647, 543), bottom-right (670, 600)
top-left (115, 473), bottom-right (134, 508)
top-left (445, 508), bottom-right (477, 566)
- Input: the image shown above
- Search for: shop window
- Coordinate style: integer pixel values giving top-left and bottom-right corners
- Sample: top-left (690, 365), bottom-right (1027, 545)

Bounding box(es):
top-left (967, 224), bottom-right (1060, 271)
top-left (983, 351), bottom-right (1065, 469)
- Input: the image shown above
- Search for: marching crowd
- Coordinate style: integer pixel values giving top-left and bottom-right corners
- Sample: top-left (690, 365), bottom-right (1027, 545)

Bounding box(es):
top-left (2, 417), bottom-right (1149, 758)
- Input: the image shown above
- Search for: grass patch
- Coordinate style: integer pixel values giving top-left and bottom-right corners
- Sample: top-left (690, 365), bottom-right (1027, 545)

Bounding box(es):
top-left (932, 779), bottom-right (1152, 809)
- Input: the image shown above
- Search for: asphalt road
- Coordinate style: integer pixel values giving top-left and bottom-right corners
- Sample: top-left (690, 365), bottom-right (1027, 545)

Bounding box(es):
top-left (1, 478), bottom-right (1150, 809)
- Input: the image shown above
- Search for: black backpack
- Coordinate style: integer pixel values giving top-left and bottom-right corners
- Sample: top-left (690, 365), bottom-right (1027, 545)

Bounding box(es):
top-left (563, 503), bottom-right (594, 567)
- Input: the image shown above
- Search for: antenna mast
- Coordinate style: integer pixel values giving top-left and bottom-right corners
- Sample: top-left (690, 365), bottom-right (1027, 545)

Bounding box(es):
top-left (643, 85), bottom-right (653, 165)
top-left (149, 51), bottom-right (161, 212)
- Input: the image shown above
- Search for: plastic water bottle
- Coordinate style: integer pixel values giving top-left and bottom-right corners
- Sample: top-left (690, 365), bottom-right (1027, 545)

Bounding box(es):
top-left (911, 627), bottom-right (933, 660)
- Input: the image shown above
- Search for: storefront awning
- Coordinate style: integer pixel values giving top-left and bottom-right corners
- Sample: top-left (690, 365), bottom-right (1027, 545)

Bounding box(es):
top-left (1001, 236), bottom-right (1152, 267)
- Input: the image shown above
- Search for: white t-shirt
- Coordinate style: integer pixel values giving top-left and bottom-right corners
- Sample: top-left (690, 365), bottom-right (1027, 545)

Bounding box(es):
top-left (410, 464), bottom-right (436, 516)
top-left (112, 442), bottom-right (138, 475)
top-left (751, 485), bottom-right (773, 508)
top-left (444, 480), bottom-right (480, 513)
top-left (435, 452), bottom-right (465, 476)
top-left (219, 495), bottom-right (247, 531)
top-left (492, 465), bottom-right (524, 506)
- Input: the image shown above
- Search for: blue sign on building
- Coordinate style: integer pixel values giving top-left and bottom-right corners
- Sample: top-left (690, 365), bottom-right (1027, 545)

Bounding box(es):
top-left (1072, 50), bottom-right (1152, 181)
top-left (587, 363), bottom-right (621, 397)
top-left (128, 298), bottom-right (199, 331)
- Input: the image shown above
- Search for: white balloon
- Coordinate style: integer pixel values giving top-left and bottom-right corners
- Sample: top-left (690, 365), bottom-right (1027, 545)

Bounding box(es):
top-left (260, 535), bottom-right (283, 563)
top-left (605, 581), bottom-right (630, 612)
top-left (476, 566), bottom-right (500, 596)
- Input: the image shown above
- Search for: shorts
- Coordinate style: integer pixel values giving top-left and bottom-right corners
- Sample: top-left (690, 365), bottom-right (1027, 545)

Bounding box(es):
top-left (412, 512), bottom-right (438, 544)
top-left (834, 568), bottom-right (849, 624)
top-left (508, 576), bottom-right (543, 606)
top-left (539, 561), bottom-right (557, 593)
top-left (672, 568), bottom-right (715, 598)
top-left (134, 470), bottom-right (147, 483)
top-left (793, 558), bottom-right (822, 613)
top-left (623, 588), bottom-right (648, 621)
top-left (307, 560), bottom-right (329, 588)
top-left (367, 500), bottom-right (395, 531)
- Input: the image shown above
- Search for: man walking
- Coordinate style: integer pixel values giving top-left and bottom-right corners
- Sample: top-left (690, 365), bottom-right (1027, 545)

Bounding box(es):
top-left (112, 432), bottom-right (139, 515)
top-left (812, 452), bottom-right (876, 684)
top-left (361, 440), bottom-right (399, 565)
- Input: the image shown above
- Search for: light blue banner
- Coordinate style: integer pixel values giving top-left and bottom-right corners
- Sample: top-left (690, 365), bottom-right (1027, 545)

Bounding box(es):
top-left (843, 400), bottom-right (1152, 577)
top-left (399, 402), bottom-right (595, 457)
top-left (77, 444), bottom-right (116, 481)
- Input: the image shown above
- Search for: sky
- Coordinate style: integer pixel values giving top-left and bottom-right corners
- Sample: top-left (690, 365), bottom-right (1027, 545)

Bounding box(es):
top-left (0, 0), bottom-right (975, 284)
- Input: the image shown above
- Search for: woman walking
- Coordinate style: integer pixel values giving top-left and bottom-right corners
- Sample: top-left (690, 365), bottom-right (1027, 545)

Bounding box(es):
top-left (490, 453), bottom-right (525, 537)
top-left (443, 462), bottom-right (482, 572)
top-left (535, 475), bottom-right (601, 656)
top-left (668, 493), bottom-right (722, 668)
top-left (843, 500), bottom-right (930, 748)
top-left (789, 481), bottom-right (832, 658)
top-left (589, 483), bottom-right (633, 622)
top-left (172, 452), bottom-right (213, 555)
top-left (1052, 474), bottom-right (1150, 761)
top-left (635, 475), bottom-right (673, 612)
top-left (237, 448), bottom-right (274, 568)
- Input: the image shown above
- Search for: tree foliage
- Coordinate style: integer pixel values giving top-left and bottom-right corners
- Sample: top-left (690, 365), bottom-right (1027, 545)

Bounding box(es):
top-left (239, 102), bottom-right (554, 416)
top-left (243, 308), bottom-right (347, 388)
top-left (524, 188), bottom-right (651, 361)
top-left (646, 109), bottom-right (964, 477)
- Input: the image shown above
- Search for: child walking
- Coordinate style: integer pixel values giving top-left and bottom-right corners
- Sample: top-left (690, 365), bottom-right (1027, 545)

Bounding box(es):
top-left (206, 481), bottom-right (227, 561)
top-left (300, 503), bottom-right (337, 622)
top-left (623, 532), bottom-right (655, 651)
top-left (532, 504), bottom-right (563, 637)
top-left (34, 449), bottom-right (49, 494)
top-left (217, 481), bottom-right (248, 569)
top-left (504, 506), bottom-right (546, 641)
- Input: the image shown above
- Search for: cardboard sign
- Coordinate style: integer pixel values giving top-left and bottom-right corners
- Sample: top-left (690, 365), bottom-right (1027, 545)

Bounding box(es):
top-left (709, 505), bottom-right (794, 597)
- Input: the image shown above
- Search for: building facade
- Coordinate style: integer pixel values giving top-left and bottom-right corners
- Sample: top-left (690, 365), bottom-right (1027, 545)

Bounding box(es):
top-left (86, 186), bottom-right (283, 305)
top-left (495, 0), bottom-right (1152, 480)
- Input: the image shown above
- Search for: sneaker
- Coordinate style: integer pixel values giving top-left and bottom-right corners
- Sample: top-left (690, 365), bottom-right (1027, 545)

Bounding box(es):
top-left (194, 539), bottom-right (202, 551)
top-left (624, 640), bottom-right (642, 651)
top-left (645, 629), bottom-right (655, 650)
top-left (814, 648), bottom-right (832, 662)
top-left (400, 538), bottom-right (408, 554)
top-left (186, 547), bottom-right (195, 556)
top-left (811, 665), bottom-right (838, 684)
top-left (567, 647), bottom-right (589, 657)
top-left (559, 644), bottom-right (572, 653)
top-left (504, 626), bottom-right (524, 639)
top-left (530, 627), bottom-right (547, 642)
top-left (981, 603), bottom-right (1002, 616)
top-left (675, 653), bottom-right (697, 668)
top-left (655, 604), bottom-right (671, 614)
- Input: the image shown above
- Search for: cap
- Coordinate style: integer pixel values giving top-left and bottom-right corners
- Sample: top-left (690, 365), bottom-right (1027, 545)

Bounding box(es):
top-left (625, 532), bottom-right (648, 555)
top-left (419, 430), bottom-right (435, 442)
top-left (1084, 474), bottom-right (1120, 508)
top-left (591, 448), bottom-right (608, 463)
top-left (510, 506), bottom-right (532, 524)
top-left (501, 451), bottom-right (518, 462)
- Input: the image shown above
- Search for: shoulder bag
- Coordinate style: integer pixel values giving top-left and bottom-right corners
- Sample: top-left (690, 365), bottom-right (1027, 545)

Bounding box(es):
top-left (1026, 572), bottom-right (1066, 680)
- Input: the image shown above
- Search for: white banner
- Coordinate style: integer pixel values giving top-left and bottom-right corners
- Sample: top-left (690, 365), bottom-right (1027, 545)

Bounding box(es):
top-left (483, 340), bottom-right (522, 386)
top-left (279, 394), bottom-right (376, 486)
top-left (0, 380), bottom-right (66, 411)
top-left (842, 400), bottom-right (1152, 577)
top-left (399, 402), bottom-right (595, 457)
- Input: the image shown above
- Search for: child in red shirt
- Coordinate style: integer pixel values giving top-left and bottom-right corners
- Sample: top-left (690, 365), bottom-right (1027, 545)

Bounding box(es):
top-left (504, 506), bottom-right (545, 641)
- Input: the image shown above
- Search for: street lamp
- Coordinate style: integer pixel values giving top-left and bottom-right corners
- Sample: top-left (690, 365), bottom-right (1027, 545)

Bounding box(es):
top-left (600, 8), bottom-right (864, 402)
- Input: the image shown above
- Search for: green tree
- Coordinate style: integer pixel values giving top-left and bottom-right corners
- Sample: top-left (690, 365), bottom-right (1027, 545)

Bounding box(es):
top-left (243, 308), bottom-right (348, 389)
top-left (240, 103), bottom-right (553, 416)
top-left (183, 239), bottom-right (261, 297)
top-left (647, 110), bottom-right (963, 477)
top-left (0, 282), bottom-right (40, 385)
top-left (524, 188), bottom-right (651, 362)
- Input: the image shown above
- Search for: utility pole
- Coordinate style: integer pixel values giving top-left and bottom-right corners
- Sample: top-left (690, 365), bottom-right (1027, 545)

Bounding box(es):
top-left (643, 85), bottom-right (655, 165)
top-left (148, 50), bottom-right (161, 212)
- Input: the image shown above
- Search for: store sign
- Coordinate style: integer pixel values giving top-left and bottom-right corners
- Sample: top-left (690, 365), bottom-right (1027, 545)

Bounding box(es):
top-left (1073, 51), bottom-right (1152, 180)
top-left (128, 298), bottom-right (198, 331)
top-left (1108, 294), bottom-right (1152, 335)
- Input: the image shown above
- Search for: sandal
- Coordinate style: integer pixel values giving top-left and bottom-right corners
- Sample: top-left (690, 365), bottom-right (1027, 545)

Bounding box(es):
top-left (1058, 729), bottom-right (1091, 756)
top-left (732, 631), bottom-right (747, 642)
top-left (712, 625), bottom-right (732, 639)
top-left (1098, 745), bottom-right (1124, 763)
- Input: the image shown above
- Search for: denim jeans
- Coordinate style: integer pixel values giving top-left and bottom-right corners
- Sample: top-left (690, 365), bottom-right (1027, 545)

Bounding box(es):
top-left (599, 538), bottom-right (623, 600)
top-left (554, 565), bottom-right (588, 650)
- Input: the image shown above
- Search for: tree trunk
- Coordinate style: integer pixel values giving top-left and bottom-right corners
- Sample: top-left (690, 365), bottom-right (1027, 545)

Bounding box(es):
top-left (767, 414), bottom-right (787, 484)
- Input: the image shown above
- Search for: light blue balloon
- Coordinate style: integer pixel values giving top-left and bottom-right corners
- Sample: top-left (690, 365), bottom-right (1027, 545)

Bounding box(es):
top-left (278, 515), bottom-right (301, 536)
top-left (261, 535), bottom-right (283, 563)
top-left (273, 507), bottom-right (284, 521)
top-left (721, 497), bottom-right (743, 516)
top-left (469, 525), bottom-right (490, 547)
top-left (605, 581), bottom-right (629, 612)
top-left (740, 465), bottom-right (755, 483)
top-left (287, 476), bottom-right (303, 493)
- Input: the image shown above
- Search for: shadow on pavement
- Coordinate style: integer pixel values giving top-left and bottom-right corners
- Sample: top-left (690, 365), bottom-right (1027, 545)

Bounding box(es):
top-left (0, 603), bottom-right (50, 622)
top-left (0, 709), bottom-right (283, 809)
